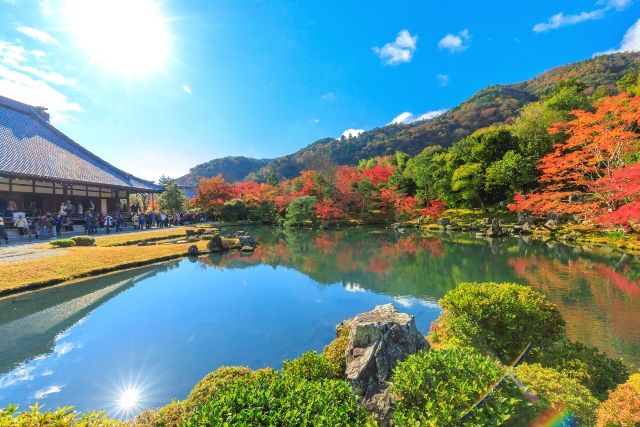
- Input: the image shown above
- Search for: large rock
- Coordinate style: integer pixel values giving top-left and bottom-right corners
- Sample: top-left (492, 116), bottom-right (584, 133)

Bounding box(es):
top-left (206, 234), bottom-right (224, 252)
top-left (342, 304), bottom-right (428, 422)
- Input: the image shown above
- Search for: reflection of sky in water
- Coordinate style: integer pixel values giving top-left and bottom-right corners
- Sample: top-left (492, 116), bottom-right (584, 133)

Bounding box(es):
top-left (0, 260), bottom-right (439, 418)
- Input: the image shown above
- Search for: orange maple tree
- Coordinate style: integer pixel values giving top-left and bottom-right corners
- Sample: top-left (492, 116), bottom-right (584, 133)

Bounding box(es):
top-left (510, 94), bottom-right (640, 228)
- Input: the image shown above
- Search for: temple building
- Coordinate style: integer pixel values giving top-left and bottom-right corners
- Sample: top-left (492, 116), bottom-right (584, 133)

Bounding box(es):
top-left (0, 95), bottom-right (163, 220)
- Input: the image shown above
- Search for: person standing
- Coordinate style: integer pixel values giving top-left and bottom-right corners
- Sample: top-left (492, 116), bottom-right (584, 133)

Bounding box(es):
top-left (139, 213), bottom-right (146, 230)
top-left (115, 213), bottom-right (123, 232)
top-left (132, 213), bottom-right (139, 230)
top-left (15, 214), bottom-right (28, 236)
top-left (0, 217), bottom-right (9, 245)
top-left (103, 213), bottom-right (113, 234)
top-left (84, 211), bottom-right (93, 235)
top-left (55, 214), bottom-right (63, 236)
top-left (6, 199), bottom-right (17, 216)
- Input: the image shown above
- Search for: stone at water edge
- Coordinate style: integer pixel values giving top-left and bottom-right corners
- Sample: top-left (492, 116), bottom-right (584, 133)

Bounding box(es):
top-left (239, 235), bottom-right (257, 248)
top-left (240, 245), bottom-right (255, 252)
top-left (342, 304), bottom-right (428, 423)
top-left (206, 234), bottom-right (224, 252)
top-left (187, 245), bottom-right (199, 256)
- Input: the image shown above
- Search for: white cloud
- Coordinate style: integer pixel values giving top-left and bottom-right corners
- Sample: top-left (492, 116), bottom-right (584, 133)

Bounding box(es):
top-left (312, 118), bottom-right (320, 124)
top-left (390, 111), bottom-right (414, 124)
top-left (389, 109), bottom-right (447, 125)
top-left (16, 25), bottom-right (59, 44)
top-left (182, 84), bottom-right (192, 94)
top-left (599, 0), bottom-right (633, 10)
top-left (0, 365), bottom-right (35, 389)
top-left (320, 92), bottom-right (335, 101)
top-left (0, 40), bottom-right (82, 123)
top-left (438, 29), bottom-right (470, 53)
top-left (33, 385), bottom-right (62, 399)
top-left (341, 128), bottom-right (365, 138)
top-left (595, 17), bottom-right (640, 55)
top-left (418, 109), bottom-right (448, 121)
top-left (373, 29), bottom-right (418, 65)
top-left (436, 74), bottom-right (449, 87)
top-left (533, 9), bottom-right (606, 32)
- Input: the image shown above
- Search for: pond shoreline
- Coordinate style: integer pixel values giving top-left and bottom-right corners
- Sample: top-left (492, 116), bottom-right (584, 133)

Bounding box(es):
top-left (1, 220), bottom-right (638, 299)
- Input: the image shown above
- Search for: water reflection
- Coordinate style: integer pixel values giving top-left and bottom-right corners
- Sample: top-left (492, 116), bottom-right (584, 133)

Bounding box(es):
top-left (0, 227), bottom-right (638, 417)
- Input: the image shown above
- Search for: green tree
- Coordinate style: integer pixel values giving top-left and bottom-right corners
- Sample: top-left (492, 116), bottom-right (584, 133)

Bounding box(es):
top-left (451, 163), bottom-right (485, 207)
top-left (283, 196), bottom-right (317, 228)
top-left (266, 172), bottom-right (280, 187)
top-left (485, 150), bottom-right (535, 196)
top-left (158, 181), bottom-right (186, 213)
top-left (616, 71), bottom-right (640, 95)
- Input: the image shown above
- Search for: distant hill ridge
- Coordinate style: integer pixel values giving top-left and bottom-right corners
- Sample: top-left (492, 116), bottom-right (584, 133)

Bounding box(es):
top-left (177, 52), bottom-right (640, 184)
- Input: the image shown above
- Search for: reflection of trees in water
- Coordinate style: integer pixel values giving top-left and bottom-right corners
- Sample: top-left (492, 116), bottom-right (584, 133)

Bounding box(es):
top-left (206, 227), bottom-right (640, 366)
top-left (509, 255), bottom-right (640, 363)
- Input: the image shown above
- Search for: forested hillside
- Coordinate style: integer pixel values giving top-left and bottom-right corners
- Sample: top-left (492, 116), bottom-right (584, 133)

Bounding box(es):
top-left (179, 52), bottom-right (640, 183)
top-left (176, 156), bottom-right (270, 186)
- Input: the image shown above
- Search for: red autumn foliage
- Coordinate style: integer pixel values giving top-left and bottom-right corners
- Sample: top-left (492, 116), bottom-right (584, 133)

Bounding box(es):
top-left (510, 94), bottom-right (640, 227)
top-left (420, 199), bottom-right (446, 219)
top-left (189, 175), bottom-right (233, 214)
top-left (361, 164), bottom-right (394, 186)
top-left (315, 198), bottom-right (344, 220)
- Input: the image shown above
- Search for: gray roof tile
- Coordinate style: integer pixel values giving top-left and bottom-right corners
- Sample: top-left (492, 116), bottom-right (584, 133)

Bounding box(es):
top-left (0, 95), bottom-right (163, 192)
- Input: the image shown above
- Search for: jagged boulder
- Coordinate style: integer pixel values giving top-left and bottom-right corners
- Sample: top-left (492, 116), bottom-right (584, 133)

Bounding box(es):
top-left (342, 304), bottom-right (428, 422)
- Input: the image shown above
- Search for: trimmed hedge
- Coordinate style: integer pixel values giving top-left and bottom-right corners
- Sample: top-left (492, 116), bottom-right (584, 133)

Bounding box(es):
top-left (70, 235), bottom-right (96, 246)
top-left (183, 374), bottom-right (373, 426)
top-left (514, 363), bottom-right (598, 425)
top-left (390, 348), bottom-right (533, 426)
top-left (596, 373), bottom-right (640, 427)
top-left (533, 339), bottom-right (629, 400)
top-left (282, 351), bottom-right (334, 381)
top-left (434, 282), bottom-right (566, 361)
top-left (49, 239), bottom-right (75, 248)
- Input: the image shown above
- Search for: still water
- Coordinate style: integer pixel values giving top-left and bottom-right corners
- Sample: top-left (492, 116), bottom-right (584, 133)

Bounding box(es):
top-left (0, 228), bottom-right (639, 417)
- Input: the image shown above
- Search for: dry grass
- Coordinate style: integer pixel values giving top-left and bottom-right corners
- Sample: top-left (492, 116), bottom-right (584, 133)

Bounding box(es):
top-left (1, 240), bottom-right (210, 296)
top-left (95, 227), bottom-right (190, 246)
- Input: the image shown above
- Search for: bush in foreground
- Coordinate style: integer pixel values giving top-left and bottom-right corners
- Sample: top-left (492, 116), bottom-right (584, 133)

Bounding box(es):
top-left (70, 235), bottom-right (96, 246)
top-left (596, 373), bottom-right (640, 427)
top-left (434, 282), bottom-right (566, 361)
top-left (533, 340), bottom-right (629, 400)
top-left (390, 348), bottom-right (532, 426)
top-left (50, 239), bottom-right (75, 248)
top-left (322, 324), bottom-right (351, 378)
top-left (0, 403), bottom-right (123, 426)
top-left (282, 351), bottom-right (334, 381)
top-left (183, 373), bottom-right (373, 426)
top-left (513, 363), bottom-right (598, 425)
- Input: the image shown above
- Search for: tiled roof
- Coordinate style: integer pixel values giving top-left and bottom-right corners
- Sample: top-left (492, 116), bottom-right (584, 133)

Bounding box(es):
top-left (0, 95), bottom-right (164, 192)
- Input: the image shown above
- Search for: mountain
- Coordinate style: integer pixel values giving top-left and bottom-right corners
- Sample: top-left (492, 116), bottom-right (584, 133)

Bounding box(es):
top-left (179, 52), bottom-right (640, 183)
top-left (176, 156), bottom-right (270, 186)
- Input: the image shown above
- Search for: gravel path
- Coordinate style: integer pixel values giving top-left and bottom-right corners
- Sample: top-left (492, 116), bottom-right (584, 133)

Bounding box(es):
top-left (0, 244), bottom-right (65, 264)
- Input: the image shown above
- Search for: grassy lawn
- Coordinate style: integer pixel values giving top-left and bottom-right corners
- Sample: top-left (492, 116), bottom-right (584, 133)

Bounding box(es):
top-left (1, 240), bottom-right (212, 296)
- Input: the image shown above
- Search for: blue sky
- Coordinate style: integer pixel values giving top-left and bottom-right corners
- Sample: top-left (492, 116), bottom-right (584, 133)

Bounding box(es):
top-left (0, 0), bottom-right (639, 180)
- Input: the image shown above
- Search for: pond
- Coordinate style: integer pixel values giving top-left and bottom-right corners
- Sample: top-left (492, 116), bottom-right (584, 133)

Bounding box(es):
top-left (0, 227), bottom-right (639, 418)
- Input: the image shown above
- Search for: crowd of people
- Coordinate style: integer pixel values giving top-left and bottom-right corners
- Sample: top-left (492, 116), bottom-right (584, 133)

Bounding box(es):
top-left (0, 199), bottom-right (204, 246)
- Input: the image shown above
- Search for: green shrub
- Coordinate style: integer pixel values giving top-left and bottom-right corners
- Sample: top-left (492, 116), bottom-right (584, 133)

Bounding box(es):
top-left (282, 350), bottom-right (334, 381)
top-left (133, 400), bottom-right (190, 427)
top-left (514, 363), bottom-right (598, 425)
top-left (283, 196), bottom-right (317, 228)
top-left (322, 325), bottom-right (351, 378)
top-left (0, 403), bottom-right (123, 426)
top-left (436, 282), bottom-right (565, 361)
top-left (221, 199), bottom-right (248, 221)
top-left (183, 373), bottom-right (373, 426)
top-left (187, 366), bottom-right (254, 407)
top-left (390, 348), bottom-right (533, 426)
top-left (70, 235), bottom-right (96, 246)
top-left (596, 373), bottom-right (640, 427)
top-left (533, 340), bottom-right (629, 400)
top-left (50, 239), bottom-right (76, 248)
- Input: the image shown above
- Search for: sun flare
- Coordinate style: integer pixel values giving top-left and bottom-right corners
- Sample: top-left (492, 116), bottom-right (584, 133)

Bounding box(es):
top-left (65, 0), bottom-right (170, 75)
top-left (117, 387), bottom-right (141, 411)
